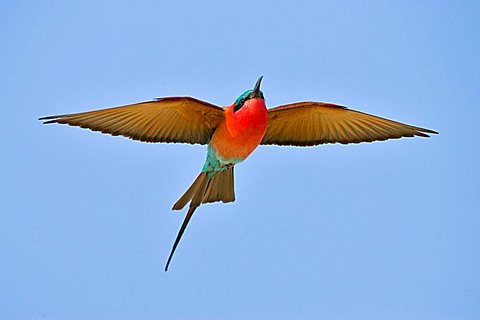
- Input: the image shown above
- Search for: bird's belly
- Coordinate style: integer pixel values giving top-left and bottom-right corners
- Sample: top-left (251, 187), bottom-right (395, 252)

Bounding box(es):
top-left (203, 121), bottom-right (266, 173)
top-left (213, 121), bottom-right (266, 159)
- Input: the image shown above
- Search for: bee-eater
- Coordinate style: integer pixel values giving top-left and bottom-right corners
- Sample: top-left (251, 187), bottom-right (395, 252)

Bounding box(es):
top-left (39, 77), bottom-right (437, 271)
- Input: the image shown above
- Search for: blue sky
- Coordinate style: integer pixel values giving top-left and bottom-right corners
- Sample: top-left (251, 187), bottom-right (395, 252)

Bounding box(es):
top-left (1, 0), bottom-right (479, 319)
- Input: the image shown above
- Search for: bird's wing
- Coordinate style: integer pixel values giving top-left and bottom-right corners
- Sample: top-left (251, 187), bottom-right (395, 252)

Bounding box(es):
top-left (261, 102), bottom-right (438, 146)
top-left (39, 97), bottom-right (225, 145)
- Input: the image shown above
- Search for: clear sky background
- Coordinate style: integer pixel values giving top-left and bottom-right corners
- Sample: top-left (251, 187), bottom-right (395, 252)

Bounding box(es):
top-left (1, 1), bottom-right (479, 319)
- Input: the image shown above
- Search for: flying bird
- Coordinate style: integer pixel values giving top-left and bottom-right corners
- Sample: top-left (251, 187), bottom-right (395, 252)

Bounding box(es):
top-left (39, 77), bottom-right (437, 271)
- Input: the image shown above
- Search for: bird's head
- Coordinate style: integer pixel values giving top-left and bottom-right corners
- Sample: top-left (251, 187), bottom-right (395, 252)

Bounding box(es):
top-left (233, 76), bottom-right (265, 112)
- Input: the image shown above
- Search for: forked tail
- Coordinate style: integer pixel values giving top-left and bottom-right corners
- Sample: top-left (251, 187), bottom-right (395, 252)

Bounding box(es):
top-left (165, 166), bottom-right (235, 271)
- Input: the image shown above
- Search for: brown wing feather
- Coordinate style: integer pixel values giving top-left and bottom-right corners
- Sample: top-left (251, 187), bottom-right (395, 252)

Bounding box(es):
top-left (261, 102), bottom-right (438, 146)
top-left (39, 97), bottom-right (225, 145)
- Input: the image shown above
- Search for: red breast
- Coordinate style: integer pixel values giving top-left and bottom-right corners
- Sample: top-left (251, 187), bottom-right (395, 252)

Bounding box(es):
top-left (210, 98), bottom-right (268, 160)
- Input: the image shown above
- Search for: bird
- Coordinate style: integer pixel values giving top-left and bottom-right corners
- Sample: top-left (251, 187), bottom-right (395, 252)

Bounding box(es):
top-left (39, 76), bottom-right (438, 271)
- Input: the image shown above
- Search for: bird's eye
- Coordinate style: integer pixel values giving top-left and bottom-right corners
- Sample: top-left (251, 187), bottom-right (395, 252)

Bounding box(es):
top-left (234, 95), bottom-right (249, 112)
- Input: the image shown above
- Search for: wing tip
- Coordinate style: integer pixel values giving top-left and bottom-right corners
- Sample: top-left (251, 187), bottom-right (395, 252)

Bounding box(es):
top-left (415, 127), bottom-right (439, 137)
top-left (39, 114), bottom-right (67, 124)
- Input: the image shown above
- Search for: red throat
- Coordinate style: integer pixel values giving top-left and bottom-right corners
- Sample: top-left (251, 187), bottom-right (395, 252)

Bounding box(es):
top-left (225, 98), bottom-right (267, 137)
top-left (209, 98), bottom-right (268, 161)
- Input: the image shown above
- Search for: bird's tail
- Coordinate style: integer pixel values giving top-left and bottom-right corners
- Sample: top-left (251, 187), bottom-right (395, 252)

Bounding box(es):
top-left (165, 166), bottom-right (235, 271)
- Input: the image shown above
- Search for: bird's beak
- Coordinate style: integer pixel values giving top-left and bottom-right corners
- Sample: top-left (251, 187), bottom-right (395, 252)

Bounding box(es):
top-left (251, 76), bottom-right (263, 99)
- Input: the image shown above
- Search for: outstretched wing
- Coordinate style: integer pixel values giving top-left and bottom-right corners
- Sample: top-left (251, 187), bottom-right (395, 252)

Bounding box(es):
top-left (39, 97), bottom-right (225, 145)
top-left (261, 102), bottom-right (438, 146)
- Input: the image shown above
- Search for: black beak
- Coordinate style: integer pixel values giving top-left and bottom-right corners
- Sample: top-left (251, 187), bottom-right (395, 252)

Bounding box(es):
top-left (250, 76), bottom-right (264, 99)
